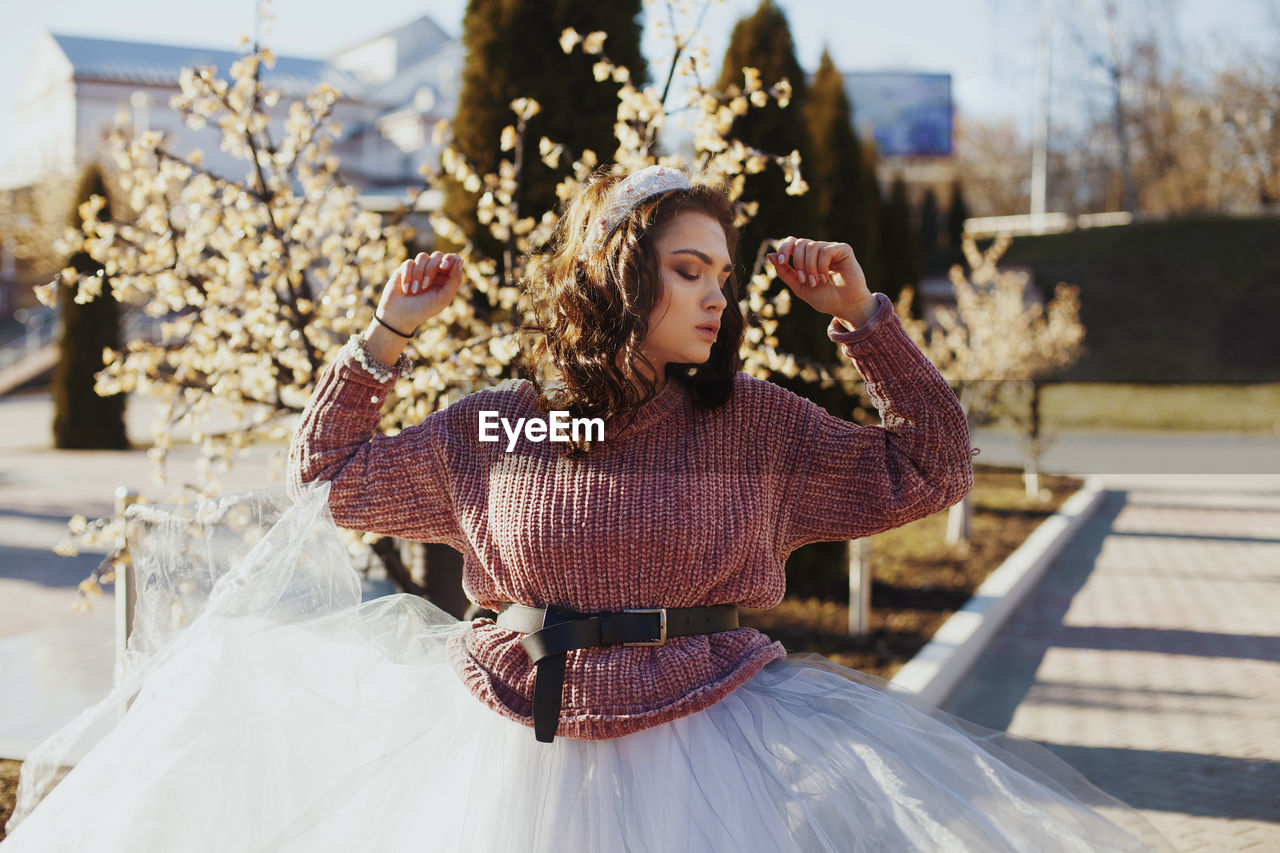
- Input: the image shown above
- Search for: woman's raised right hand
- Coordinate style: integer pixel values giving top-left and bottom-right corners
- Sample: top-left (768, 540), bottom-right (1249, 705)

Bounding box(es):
top-left (376, 251), bottom-right (464, 333)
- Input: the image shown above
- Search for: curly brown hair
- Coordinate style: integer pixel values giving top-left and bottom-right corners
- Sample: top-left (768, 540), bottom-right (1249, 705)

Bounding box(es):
top-left (519, 169), bottom-right (745, 451)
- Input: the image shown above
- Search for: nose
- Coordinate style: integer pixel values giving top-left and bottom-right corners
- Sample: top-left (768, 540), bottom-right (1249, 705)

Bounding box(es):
top-left (704, 278), bottom-right (728, 313)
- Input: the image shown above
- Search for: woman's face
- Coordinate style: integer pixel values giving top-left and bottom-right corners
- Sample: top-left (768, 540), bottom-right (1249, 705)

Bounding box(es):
top-left (639, 210), bottom-right (731, 375)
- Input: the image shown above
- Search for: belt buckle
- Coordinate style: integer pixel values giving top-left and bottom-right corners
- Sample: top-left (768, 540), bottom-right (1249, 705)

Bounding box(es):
top-left (621, 608), bottom-right (667, 646)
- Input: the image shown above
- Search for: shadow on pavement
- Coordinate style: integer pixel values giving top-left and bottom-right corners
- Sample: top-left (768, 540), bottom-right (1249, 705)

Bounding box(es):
top-left (940, 490), bottom-right (1124, 732)
top-left (0, 545), bottom-right (103, 587)
top-left (1034, 743), bottom-right (1280, 822)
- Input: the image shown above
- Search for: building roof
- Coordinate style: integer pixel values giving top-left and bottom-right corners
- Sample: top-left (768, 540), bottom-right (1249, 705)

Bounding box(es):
top-left (50, 33), bottom-right (365, 98)
top-left (328, 14), bottom-right (452, 73)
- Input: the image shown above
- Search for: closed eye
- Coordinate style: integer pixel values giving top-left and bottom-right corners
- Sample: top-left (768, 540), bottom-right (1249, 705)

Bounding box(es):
top-left (676, 268), bottom-right (700, 281)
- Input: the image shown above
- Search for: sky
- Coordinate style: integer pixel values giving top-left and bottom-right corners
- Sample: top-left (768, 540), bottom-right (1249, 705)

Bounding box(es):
top-left (2, 0), bottom-right (1277, 172)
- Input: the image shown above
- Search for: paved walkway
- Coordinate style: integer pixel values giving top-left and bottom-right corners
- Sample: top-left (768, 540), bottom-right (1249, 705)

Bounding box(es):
top-left (943, 473), bottom-right (1280, 852)
top-left (0, 391), bottom-right (299, 758)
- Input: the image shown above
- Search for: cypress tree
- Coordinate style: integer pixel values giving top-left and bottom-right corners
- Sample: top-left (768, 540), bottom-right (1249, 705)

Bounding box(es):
top-left (716, 0), bottom-right (815, 267)
top-left (857, 134), bottom-right (886, 296)
top-left (945, 178), bottom-right (969, 250)
top-left (445, 0), bottom-right (646, 267)
top-left (919, 187), bottom-right (940, 257)
top-left (804, 49), bottom-right (844, 241)
top-left (804, 48), bottom-right (884, 304)
top-left (878, 173), bottom-right (918, 307)
top-left (717, 0), bottom-right (841, 426)
top-left (52, 163), bottom-right (128, 450)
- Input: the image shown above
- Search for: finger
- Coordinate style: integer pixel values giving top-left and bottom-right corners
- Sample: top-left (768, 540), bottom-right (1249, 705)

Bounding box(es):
top-left (774, 237), bottom-right (796, 267)
top-left (808, 242), bottom-right (827, 284)
top-left (393, 261), bottom-right (409, 294)
top-left (401, 257), bottom-right (417, 294)
top-left (420, 252), bottom-right (444, 288)
top-left (830, 242), bottom-right (855, 276)
top-left (792, 239), bottom-right (813, 285)
top-left (418, 252), bottom-right (437, 291)
top-left (439, 253), bottom-right (458, 285)
top-left (405, 259), bottom-right (420, 294)
top-left (816, 243), bottom-right (838, 280)
top-left (441, 254), bottom-right (464, 295)
top-left (414, 252), bottom-right (435, 289)
top-left (767, 251), bottom-right (798, 287)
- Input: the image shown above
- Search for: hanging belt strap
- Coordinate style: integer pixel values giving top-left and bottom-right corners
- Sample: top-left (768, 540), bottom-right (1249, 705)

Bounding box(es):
top-left (494, 602), bottom-right (740, 744)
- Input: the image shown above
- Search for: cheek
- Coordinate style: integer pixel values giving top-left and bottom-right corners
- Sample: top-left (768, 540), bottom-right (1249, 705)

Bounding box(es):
top-left (647, 275), bottom-right (674, 328)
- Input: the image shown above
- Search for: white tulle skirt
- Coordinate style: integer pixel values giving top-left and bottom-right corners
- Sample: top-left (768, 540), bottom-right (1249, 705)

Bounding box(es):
top-left (3, 485), bottom-right (1173, 852)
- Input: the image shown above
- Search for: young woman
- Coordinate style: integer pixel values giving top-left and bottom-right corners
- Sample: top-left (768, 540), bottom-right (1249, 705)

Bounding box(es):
top-left (3, 166), bottom-right (1172, 851)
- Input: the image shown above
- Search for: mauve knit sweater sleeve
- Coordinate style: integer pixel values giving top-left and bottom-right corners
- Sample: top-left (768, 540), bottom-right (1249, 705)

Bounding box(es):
top-left (287, 346), bottom-right (465, 549)
top-left (773, 291), bottom-right (974, 554)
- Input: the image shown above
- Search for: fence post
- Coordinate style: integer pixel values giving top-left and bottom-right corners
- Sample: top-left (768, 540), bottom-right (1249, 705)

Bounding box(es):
top-left (847, 538), bottom-right (872, 636)
top-left (113, 486), bottom-right (139, 691)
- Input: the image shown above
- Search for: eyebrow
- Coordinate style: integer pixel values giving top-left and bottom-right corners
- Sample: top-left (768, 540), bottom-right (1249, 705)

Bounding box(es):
top-left (671, 248), bottom-right (733, 273)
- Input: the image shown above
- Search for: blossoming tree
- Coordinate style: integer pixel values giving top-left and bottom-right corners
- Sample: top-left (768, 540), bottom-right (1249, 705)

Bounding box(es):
top-left (893, 234), bottom-right (1086, 542)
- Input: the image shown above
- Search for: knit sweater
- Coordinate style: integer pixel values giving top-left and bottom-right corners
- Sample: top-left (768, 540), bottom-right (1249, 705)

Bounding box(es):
top-left (287, 291), bottom-right (975, 740)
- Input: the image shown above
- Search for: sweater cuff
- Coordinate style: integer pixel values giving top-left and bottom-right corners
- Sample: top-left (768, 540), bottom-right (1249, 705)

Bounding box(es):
top-left (328, 345), bottom-right (399, 407)
top-left (826, 292), bottom-right (894, 349)
top-left (827, 291), bottom-right (938, 382)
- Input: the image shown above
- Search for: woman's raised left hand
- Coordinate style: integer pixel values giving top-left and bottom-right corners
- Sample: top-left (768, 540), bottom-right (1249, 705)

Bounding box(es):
top-left (767, 237), bottom-right (877, 326)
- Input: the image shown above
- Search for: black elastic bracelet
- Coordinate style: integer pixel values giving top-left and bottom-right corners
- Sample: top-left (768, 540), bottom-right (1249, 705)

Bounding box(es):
top-left (374, 313), bottom-right (415, 339)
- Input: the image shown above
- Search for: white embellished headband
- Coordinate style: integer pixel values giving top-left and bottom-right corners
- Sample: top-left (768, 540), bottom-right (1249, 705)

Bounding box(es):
top-left (582, 165), bottom-right (692, 255)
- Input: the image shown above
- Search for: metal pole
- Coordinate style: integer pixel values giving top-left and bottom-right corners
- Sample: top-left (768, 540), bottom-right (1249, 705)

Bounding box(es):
top-left (1030, 0), bottom-right (1054, 226)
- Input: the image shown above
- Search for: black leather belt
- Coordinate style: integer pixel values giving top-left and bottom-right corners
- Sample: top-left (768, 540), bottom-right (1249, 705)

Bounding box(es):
top-left (494, 602), bottom-right (741, 743)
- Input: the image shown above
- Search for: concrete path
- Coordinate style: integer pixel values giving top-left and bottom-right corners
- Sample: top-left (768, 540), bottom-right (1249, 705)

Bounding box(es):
top-left (0, 391), bottom-right (290, 759)
top-left (943, 473), bottom-right (1280, 851)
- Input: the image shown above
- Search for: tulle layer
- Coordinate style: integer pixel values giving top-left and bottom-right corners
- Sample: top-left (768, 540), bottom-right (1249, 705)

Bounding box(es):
top-left (3, 485), bottom-right (1173, 852)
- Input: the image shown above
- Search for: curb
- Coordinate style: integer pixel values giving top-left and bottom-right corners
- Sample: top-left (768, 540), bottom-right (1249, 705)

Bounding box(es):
top-left (888, 475), bottom-right (1108, 705)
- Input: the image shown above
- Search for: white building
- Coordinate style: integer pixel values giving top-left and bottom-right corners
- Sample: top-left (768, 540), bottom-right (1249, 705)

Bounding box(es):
top-left (7, 14), bottom-right (461, 206)
top-left (328, 15), bottom-right (462, 202)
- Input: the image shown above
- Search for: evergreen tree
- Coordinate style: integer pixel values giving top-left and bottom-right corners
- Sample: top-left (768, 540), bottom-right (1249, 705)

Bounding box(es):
top-left (52, 163), bottom-right (128, 450)
top-left (945, 178), bottom-right (969, 250)
top-left (804, 48), bottom-right (884, 303)
top-left (878, 173), bottom-right (919, 307)
top-left (717, 0), bottom-right (815, 267)
top-left (857, 134), bottom-right (886, 294)
top-left (718, 0), bottom-right (837, 423)
top-left (445, 0), bottom-right (646, 266)
top-left (919, 187), bottom-right (940, 256)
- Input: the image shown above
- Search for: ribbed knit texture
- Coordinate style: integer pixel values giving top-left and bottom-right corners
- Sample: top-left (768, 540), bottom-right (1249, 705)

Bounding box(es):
top-left (288, 292), bottom-right (975, 740)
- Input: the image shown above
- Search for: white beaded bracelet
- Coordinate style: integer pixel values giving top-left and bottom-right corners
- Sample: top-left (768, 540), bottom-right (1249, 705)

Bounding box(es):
top-left (344, 332), bottom-right (412, 384)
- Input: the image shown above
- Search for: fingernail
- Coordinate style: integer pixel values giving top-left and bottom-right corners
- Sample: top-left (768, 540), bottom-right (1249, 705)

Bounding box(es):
top-left (778, 253), bottom-right (787, 264)
top-left (441, 256), bottom-right (452, 268)
top-left (799, 272), bottom-right (806, 284)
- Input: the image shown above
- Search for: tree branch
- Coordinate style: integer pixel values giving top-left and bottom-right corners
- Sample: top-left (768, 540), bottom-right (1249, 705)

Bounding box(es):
top-left (370, 537), bottom-right (428, 597)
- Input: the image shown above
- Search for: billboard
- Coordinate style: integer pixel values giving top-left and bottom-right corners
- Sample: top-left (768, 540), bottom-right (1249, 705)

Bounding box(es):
top-left (841, 72), bottom-right (953, 157)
